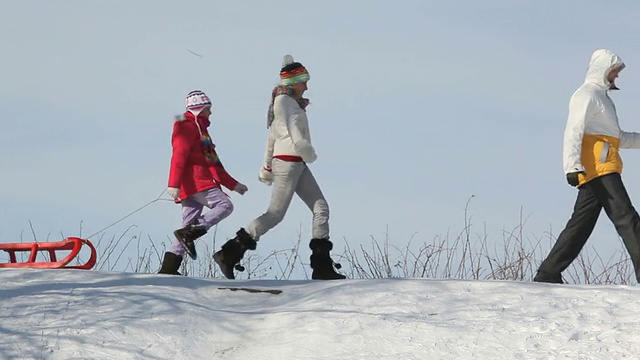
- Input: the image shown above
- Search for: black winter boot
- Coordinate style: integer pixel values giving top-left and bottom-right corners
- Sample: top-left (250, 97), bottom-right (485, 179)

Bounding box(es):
top-left (173, 219), bottom-right (207, 260)
top-left (158, 252), bottom-right (183, 275)
top-left (533, 270), bottom-right (563, 284)
top-left (309, 238), bottom-right (346, 280)
top-left (213, 228), bottom-right (257, 279)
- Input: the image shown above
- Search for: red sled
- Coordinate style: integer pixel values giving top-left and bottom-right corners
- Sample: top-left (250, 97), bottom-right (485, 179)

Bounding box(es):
top-left (0, 237), bottom-right (97, 270)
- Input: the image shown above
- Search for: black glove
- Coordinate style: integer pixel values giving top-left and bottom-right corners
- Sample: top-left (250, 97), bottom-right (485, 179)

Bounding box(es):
top-left (566, 171), bottom-right (585, 187)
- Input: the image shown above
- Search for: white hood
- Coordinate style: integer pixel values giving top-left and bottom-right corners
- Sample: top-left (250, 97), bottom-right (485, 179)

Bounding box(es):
top-left (562, 49), bottom-right (640, 177)
top-left (584, 49), bottom-right (625, 89)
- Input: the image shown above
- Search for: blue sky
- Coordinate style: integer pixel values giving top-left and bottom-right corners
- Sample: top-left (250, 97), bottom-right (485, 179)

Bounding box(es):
top-left (3, 0), bottom-right (640, 271)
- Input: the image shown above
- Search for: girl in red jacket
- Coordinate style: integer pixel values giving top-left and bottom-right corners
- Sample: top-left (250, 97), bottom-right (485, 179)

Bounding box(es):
top-left (159, 90), bottom-right (248, 275)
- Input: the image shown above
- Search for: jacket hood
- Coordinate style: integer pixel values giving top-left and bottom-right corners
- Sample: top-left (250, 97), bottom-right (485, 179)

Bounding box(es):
top-left (584, 49), bottom-right (625, 89)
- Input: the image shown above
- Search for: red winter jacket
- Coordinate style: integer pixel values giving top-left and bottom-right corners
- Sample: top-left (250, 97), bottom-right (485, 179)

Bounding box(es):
top-left (167, 112), bottom-right (238, 201)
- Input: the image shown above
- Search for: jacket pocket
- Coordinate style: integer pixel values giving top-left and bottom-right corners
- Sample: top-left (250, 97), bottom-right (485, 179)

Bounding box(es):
top-left (598, 142), bottom-right (610, 163)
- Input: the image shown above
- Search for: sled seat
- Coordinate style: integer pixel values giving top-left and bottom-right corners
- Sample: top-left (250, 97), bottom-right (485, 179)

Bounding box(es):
top-left (0, 237), bottom-right (97, 270)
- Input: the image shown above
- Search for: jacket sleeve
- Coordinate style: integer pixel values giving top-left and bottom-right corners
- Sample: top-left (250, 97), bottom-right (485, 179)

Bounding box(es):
top-left (209, 150), bottom-right (239, 191)
top-left (262, 127), bottom-right (275, 169)
top-left (619, 131), bottom-right (640, 148)
top-left (168, 122), bottom-right (193, 188)
top-left (562, 91), bottom-right (594, 174)
top-left (275, 95), bottom-right (317, 163)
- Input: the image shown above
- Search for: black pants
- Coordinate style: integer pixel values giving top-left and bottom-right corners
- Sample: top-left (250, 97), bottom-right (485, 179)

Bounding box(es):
top-left (537, 173), bottom-right (640, 282)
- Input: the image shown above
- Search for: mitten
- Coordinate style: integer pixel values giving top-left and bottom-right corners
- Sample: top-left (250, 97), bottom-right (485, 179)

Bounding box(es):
top-left (303, 148), bottom-right (317, 164)
top-left (259, 166), bottom-right (274, 186)
top-left (234, 183), bottom-right (248, 195)
top-left (167, 187), bottom-right (180, 199)
top-left (566, 171), bottom-right (585, 187)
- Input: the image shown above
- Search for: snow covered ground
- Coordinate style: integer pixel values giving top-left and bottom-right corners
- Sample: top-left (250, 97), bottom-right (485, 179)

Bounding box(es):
top-left (1, 269), bottom-right (639, 359)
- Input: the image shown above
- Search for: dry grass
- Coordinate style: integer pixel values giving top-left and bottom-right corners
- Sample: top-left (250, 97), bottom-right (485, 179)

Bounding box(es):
top-left (3, 197), bottom-right (635, 285)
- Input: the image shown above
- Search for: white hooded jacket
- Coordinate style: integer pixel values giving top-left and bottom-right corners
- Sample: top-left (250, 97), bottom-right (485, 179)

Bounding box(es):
top-left (562, 49), bottom-right (640, 185)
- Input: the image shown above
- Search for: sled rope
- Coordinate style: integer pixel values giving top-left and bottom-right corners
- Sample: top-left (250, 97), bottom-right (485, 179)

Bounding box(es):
top-left (86, 189), bottom-right (173, 240)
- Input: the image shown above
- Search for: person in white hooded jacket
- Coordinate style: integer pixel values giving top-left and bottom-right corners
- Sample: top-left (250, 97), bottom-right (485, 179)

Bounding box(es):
top-left (534, 49), bottom-right (640, 284)
top-left (212, 55), bottom-right (345, 280)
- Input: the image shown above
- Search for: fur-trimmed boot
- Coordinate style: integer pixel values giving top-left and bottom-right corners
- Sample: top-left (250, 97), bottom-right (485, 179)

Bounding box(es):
top-left (158, 252), bottom-right (183, 275)
top-left (173, 219), bottom-right (207, 260)
top-left (213, 228), bottom-right (257, 279)
top-left (309, 238), bottom-right (346, 280)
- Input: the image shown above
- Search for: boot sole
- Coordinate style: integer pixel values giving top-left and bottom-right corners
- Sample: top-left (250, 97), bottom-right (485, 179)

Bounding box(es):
top-left (174, 231), bottom-right (198, 260)
top-left (312, 273), bottom-right (346, 280)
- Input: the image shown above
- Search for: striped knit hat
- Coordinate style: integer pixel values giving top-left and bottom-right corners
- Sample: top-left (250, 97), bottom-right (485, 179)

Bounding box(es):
top-left (279, 55), bottom-right (310, 85)
top-left (185, 90), bottom-right (212, 115)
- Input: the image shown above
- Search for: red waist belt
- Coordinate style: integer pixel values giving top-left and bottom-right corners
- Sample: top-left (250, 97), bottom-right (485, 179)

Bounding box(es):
top-left (274, 155), bottom-right (303, 162)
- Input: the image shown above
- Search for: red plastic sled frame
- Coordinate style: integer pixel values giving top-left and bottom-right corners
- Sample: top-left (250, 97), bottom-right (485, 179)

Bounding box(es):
top-left (0, 237), bottom-right (97, 269)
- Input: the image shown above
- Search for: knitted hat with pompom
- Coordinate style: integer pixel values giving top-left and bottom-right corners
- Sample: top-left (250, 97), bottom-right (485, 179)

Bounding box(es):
top-left (279, 55), bottom-right (310, 85)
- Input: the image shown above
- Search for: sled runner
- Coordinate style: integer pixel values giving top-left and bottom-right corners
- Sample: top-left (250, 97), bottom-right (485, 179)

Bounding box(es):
top-left (0, 237), bottom-right (97, 270)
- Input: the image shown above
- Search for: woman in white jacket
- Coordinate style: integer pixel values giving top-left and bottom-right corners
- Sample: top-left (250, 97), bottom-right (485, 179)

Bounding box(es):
top-left (213, 55), bottom-right (345, 280)
top-left (534, 49), bottom-right (640, 284)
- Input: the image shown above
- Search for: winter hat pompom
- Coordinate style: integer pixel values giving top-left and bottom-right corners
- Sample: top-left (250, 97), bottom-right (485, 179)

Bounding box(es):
top-left (282, 54), bottom-right (295, 67)
top-left (279, 54), bottom-right (310, 86)
top-left (185, 89), bottom-right (212, 114)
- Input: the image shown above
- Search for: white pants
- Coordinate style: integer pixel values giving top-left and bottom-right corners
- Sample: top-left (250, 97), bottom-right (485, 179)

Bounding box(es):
top-left (247, 159), bottom-right (329, 240)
